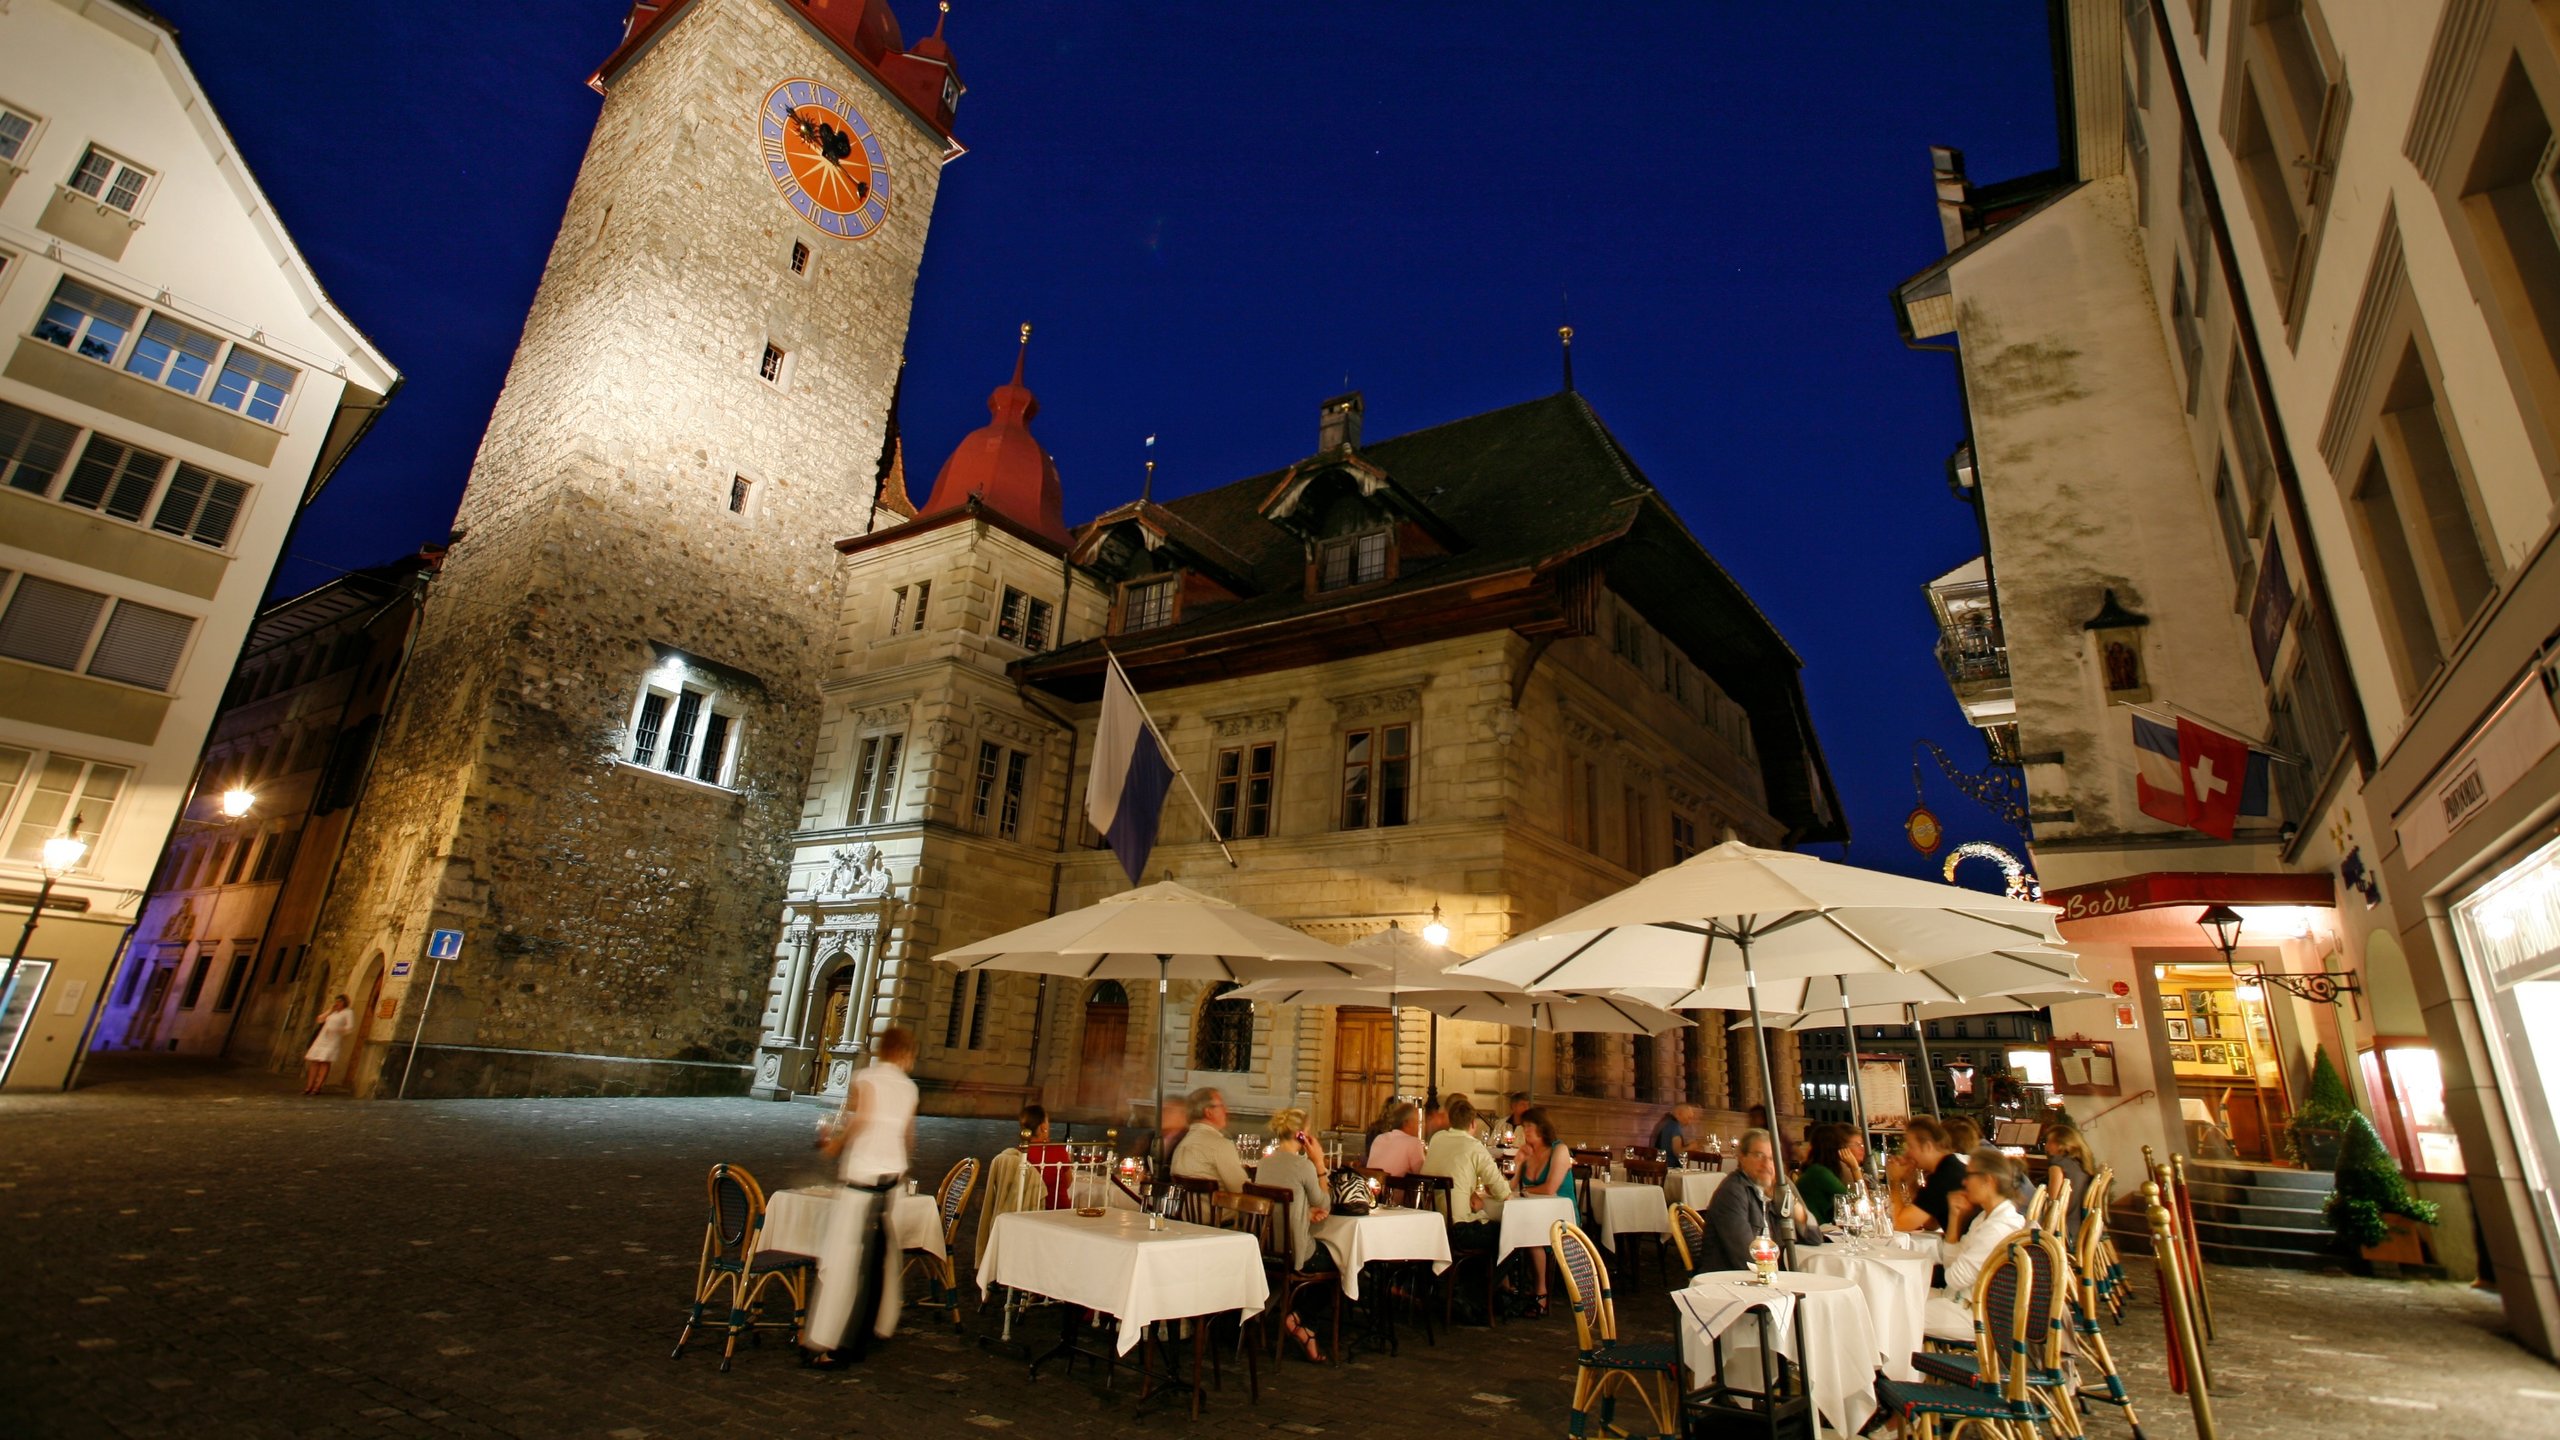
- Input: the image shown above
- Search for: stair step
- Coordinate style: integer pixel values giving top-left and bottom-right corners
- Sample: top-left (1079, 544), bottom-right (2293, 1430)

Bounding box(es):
top-left (2189, 1198), bottom-right (2330, 1229)
top-left (2184, 1162), bottom-right (2333, 1194)
top-left (2189, 1219), bottom-right (2334, 1253)
top-left (2108, 1227), bottom-right (2344, 1271)
top-left (2184, 1182), bottom-right (2327, 1214)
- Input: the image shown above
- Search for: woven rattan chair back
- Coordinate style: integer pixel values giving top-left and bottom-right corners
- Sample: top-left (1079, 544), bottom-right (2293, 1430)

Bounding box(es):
top-left (1550, 1219), bottom-right (1618, 1352)
top-left (707, 1162), bottom-right (767, 1270)
top-left (935, 1157), bottom-right (979, 1246)
top-left (1965, 1232), bottom-right (2041, 1406)
top-left (1668, 1201), bottom-right (1708, 1278)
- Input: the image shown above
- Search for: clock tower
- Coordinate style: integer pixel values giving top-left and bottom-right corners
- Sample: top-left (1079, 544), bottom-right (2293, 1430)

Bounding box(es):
top-left (304, 0), bottom-right (963, 1097)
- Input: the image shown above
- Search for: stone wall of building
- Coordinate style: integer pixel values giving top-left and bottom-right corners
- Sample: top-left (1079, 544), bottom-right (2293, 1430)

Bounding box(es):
top-left (305, 0), bottom-right (946, 1097)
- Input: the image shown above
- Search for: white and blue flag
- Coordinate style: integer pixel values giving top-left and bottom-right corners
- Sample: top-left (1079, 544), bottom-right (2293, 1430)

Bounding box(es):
top-left (1086, 658), bottom-right (1176, 886)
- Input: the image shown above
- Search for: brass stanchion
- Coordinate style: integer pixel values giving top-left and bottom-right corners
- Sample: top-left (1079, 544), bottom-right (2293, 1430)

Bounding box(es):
top-left (2169, 1153), bottom-right (2217, 1341)
top-left (2145, 1181), bottom-right (2217, 1412)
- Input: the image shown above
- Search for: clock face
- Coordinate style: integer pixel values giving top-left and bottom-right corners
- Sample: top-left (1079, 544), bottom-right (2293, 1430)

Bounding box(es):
top-left (758, 78), bottom-right (891, 239)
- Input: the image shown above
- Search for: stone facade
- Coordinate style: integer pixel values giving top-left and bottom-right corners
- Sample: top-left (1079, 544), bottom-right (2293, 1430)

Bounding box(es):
top-left (757, 389), bottom-right (1833, 1144)
top-left (303, 0), bottom-right (952, 1097)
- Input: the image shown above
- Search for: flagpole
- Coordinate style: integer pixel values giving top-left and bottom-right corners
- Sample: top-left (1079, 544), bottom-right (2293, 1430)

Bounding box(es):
top-left (1106, 649), bottom-right (1238, 869)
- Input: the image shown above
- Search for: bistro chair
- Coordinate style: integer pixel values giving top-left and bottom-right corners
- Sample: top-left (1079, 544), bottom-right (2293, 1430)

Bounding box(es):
top-left (1625, 1154), bottom-right (1669, 1185)
top-left (1407, 1173), bottom-right (1503, 1327)
top-left (1880, 1232), bottom-right (2052, 1439)
top-left (2063, 1170), bottom-right (2142, 1435)
top-left (1570, 1159), bottom-right (1602, 1233)
top-left (1171, 1173), bottom-right (1221, 1225)
top-left (1551, 1219), bottom-right (1682, 1439)
top-left (903, 1157), bottom-right (978, 1327)
top-left (671, 1162), bottom-right (818, 1372)
top-left (1200, 1191), bottom-right (1269, 1397)
top-left (1244, 1181), bottom-right (1343, 1362)
top-left (1917, 1218), bottom-right (2078, 1432)
top-left (1666, 1201), bottom-right (1711, 1284)
top-left (2084, 1169), bottom-right (2128, 1325)
top-left (1631, 1145), bottom-right (1665, 1163)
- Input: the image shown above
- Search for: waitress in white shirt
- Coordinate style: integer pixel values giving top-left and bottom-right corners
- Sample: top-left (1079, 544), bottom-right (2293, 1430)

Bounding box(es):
top-left (1923, 1147), bottom-right (2029, 1341)
top-left (805, 1025), bottom-right (920, 1367)
top-left (302, 995), bottom-right (354, 1095)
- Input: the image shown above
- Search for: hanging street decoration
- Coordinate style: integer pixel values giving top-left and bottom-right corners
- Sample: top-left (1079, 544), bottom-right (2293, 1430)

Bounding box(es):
top-left (1943, 840), bottom-right (2042, 902)
top-left (1914, 737), bottom-right (2029, 834)
top-left (1906, 804), bottom-right (1944, 855)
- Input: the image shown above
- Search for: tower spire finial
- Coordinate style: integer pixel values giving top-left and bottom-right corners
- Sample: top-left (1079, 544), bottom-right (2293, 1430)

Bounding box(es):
top-left (1012, 321), bottom-right (1030, 386)
top-left (1141, 433), bottom-right (1157, 503)
top-left (1559, 324), bottom-right (1576, 394)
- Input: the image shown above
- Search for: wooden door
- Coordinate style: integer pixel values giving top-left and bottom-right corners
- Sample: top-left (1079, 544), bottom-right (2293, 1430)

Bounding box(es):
top-left (1077, 987), bottom-right (1131, 1114)
top-left (1332, 1006), bottom-right (1397, 1131)
top-left (124, 961), bottom-right (177, 1048)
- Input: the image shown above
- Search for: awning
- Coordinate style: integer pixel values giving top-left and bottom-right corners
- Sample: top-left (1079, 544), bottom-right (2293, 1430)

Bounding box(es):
top-left (2046, 872), bottom-right (2336, 927)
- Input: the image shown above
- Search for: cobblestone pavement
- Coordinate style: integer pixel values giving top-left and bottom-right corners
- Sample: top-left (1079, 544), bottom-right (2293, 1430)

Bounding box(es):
top-left (4, 1061), bottom-right (2553, 1438)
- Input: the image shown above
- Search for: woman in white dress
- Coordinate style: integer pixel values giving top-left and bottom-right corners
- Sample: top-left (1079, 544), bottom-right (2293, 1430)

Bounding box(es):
top-left (303, 994), bottom-right (353, 1095)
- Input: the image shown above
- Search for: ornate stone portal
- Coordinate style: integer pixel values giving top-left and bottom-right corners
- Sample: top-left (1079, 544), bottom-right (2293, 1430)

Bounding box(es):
top-left (751, 842), bottom-right (897, 1101)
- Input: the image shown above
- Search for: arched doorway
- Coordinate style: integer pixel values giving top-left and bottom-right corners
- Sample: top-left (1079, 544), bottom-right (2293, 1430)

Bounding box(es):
top-left (819, 965), bottom-right (856, 1051)
top-left (1076, 980), bottom-right (1130, 1115)
top-left (338, 954), bottom-right (383, 1095)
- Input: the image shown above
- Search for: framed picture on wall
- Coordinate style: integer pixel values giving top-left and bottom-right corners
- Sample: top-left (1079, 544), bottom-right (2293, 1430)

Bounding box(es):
top-left (2229, 1050), bottom-right (2253, 1075)
top-left (2166, 1018), bottom-right (2191, 1041)
top-left (2192, 1013), bottom-right (2218, 1039)
top-left (2161, 993), bottom-right (2186, 1014)
top-left (2197, 1042), bottom-right (2227, 1065)
top-left (2168, 1043), bottom-right (2197, 1063)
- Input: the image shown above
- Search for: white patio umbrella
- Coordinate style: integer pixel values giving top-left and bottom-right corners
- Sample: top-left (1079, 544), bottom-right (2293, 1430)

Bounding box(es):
top-left (934, 881), bottom-right (1382, 1142)
top-left (1737, 978), bottom-right (2100, 1134)
top-left (1454, 840), bottom-right (2064, 1251)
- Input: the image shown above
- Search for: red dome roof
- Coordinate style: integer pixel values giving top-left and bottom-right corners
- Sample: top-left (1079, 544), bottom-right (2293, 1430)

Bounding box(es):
top-left (919, 336), bottom-right (1069, 547)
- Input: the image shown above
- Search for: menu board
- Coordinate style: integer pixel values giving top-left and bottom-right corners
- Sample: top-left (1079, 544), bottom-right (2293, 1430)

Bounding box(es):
top-left (1858, 1057), bottom-right (1911, 1129)
top-left (2051, 1037), bottom-right (2121, 1096)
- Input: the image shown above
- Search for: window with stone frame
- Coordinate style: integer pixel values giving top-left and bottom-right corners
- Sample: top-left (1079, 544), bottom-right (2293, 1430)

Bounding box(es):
top-left (996, 586), bottom-right (1054, 649)
top-left (2222, 0), bottom-right (2347, 328)
top-left (0, 102), bottom-right (39, 166)
top-left (1570, 756), bottom-right (1601, 853)
top-left (2411, 9), bottom-right (2560, 496)
top-left (1213, 741), bottom-right (1276, 841)
top-left (1622, 785), bottom-right (1650, 872)
top-left (0, 745), bottom-right (124, 869)
top-left (1317, 527), bottom-right (1391, 591)
top-left (847, 730), bottom-right (905, 825)
top-left (2328, 262), bottom-right (2498, 699)
top-left (887, 580), bottom-right (931, 635)
top-left (2209, 454), bottom-right (2255, 596)
top-left (1117, 574), bottom-right (1177, 635)
top-left (1670, 812), bottom-right (1699, 863)
top-left (972, 741), bottom-right (1031, 840)
top-left (1568, 1033), bottom-right (1611, 1096)
top-left (944, 970), bottom-right (993, 1051)
top-left (0, 572), bottom-right (193, 692)
top-left (1192, 981), bottom-right (1254, 1072)
top-left (2170, 263), bottom-right (2208, 413)
top-left (68, 144), bottom-right (153, 215)
top-left (1338, 722), bottom-right (1410, 830)
top-left (625, 657), bottom-right (742, 787)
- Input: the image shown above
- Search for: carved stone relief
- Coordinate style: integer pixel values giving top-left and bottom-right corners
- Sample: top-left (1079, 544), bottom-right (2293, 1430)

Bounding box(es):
top-left (1329, 684), bottom-right (1422, 722)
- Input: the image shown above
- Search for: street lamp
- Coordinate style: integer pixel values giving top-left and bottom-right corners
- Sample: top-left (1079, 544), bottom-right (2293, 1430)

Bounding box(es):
top-left (219, 787), bottom-right (256, 819)
top-left (1421, 903), bottom-right (1450, 948)
top-left (3, 815), bottom-right (91, 1022)
top-left (2197, 901), bottom-right (2362, 1006)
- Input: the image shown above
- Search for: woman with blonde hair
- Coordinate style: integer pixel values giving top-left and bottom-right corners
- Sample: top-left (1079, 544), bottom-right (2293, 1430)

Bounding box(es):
top-left (2039, 1118), bottom-right (2102, 1239)
top-left (1258, 1107), bottom-right (1333, 1362)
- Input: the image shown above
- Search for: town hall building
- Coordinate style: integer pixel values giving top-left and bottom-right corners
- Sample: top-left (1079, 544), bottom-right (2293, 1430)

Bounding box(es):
top-left (755, 339), bottom-right (1848, 1143)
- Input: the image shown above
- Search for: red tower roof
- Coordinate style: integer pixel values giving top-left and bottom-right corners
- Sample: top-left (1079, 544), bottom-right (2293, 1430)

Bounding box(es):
top-left (591, 0), bottom-right (960, 138)
top-left (918, 330), bottom-right (1069, 548)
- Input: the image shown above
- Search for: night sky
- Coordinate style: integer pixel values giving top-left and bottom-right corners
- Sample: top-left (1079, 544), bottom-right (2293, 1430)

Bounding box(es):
top-left (150, 1), bottom-right (2059, 881)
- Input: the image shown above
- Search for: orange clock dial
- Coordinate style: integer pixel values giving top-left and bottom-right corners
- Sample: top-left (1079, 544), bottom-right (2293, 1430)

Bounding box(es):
top-left (758, 79), bottom-right (891, 239)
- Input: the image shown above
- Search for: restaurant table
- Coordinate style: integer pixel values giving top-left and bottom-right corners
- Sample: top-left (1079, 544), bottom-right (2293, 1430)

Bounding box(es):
top-left (1587, 1179), bottom-right (1672, 1251)
top-left (1676, 1270), bottom-right (1879, 1439)
top-left (1313, 1207), bottom-right (1454, 1301)
top-left (1666, 1169), bottom-right (1723, 1210)
top-left (1798, 1237), bottom-right (1934, 1382)
top-left (978, 1208), bottom-right (1269, 1357)
top-left (972, 1149), bottom-right (1139, 1263)
top-left (763, 1185), bottom-right (949, 1325)
top-left (1494, 1195), bottom-right (1579, 1264)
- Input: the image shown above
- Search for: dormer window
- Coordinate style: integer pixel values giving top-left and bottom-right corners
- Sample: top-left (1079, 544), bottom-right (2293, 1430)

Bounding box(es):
top-left (1119, 575), bottom-right (1177, 634)
top-left (1318, 528), bottom-right (1390, 591)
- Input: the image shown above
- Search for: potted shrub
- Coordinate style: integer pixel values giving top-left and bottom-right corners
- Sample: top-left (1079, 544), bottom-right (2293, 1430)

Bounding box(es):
top-left (2286, 1048), bottom-right (2355, 1170)
top-left (2326, 1111), bottom-right (2439, 1267)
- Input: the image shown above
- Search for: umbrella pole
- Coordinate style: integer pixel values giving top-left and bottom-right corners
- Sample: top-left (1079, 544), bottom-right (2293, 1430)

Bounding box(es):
top-left (1526, 1008), bottom-right (1538, 1106)
top-left (1840, 992), bottom-right (1872, 1178)
top-left (1734, 927), bottom-right (1801, 1263)
top-left (1909, 1003), bottom-right (1943, 1118)
top-left (1156, 955), bottom-right (1171, 1177)
top-left (1426, 1014), bottom-right (1440, 1112)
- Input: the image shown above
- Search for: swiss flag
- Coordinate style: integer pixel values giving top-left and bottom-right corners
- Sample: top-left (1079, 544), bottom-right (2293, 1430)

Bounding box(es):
top-left (2177, 718), bottom-right (2251, 840)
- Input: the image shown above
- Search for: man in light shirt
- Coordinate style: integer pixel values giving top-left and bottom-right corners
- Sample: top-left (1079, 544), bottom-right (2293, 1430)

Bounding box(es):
top-left (1169, 1085), bottom-right (1249, 1193)
top-left (1365, 1098), bottom-right (1426, 1176)
top-left (1423, 1094), bottom-right (1510, 1226)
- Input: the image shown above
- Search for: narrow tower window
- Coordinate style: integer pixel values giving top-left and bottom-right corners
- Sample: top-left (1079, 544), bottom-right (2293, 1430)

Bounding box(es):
top-left (789, 241), bottom-right (810, 276)
top-left (729, 475), bottom-right (751, 514)
top-left (759, 343), bottom-right (786, 384)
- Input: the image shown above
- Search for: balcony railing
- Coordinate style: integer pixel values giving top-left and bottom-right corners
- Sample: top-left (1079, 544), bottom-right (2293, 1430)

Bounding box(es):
top-left (1935, 625), bottom-right (2010, 687)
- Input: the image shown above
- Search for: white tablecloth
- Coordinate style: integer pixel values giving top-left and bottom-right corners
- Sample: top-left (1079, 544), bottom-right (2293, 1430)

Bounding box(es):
top-left (1667, 1170), bottom-right (1723, 1210)
top-left (970, 1150), bottom-right (1139, 1262)
top-left (1494, 1195), bottom-right (1578, 1263)
top-left (1798, 1240), bottom-right (1934, 1382)
top-left (764, 1186), bottom-right (948, 1317)
top-left (1678, 1270), bottom-right (1878, 1439)
top-left (978, 1208), bottom-right (1269, 1356)
top-left (1313, 1208), bottom-right (1453, 1300)
top-left (1588, 1180), bottom-right (1672, 1250)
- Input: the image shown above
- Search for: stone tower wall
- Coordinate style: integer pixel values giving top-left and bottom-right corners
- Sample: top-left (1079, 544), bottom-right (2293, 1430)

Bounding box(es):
top-left (308, 0), bottom-right (947, 1096)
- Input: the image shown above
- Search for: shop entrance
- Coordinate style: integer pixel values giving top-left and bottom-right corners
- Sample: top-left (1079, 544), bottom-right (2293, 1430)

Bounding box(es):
top-left (1331, 1006), bottom-right (1396, 1129)
top-left (2153, 960), bottom-right (2294, 1164)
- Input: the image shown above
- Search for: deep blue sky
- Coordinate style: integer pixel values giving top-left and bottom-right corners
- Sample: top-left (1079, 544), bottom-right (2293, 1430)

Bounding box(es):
top-left (154, 1), bottom-right (2059, 880)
